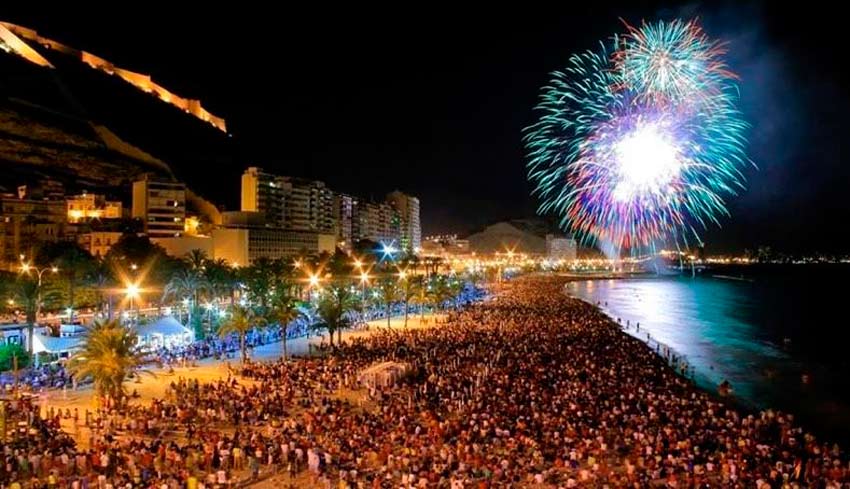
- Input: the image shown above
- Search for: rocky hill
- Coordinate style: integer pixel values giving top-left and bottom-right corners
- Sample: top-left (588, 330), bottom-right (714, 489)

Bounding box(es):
top-left (0, 21), bottom-right (237, 207)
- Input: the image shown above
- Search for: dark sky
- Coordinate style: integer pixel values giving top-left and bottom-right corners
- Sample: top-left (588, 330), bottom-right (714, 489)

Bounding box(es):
top-left (6, 2), bottom-right (849, 253)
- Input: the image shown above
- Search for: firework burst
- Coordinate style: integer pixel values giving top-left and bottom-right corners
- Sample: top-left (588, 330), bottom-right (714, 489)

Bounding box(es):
top-left (525, 19), bottom-right (750, 250)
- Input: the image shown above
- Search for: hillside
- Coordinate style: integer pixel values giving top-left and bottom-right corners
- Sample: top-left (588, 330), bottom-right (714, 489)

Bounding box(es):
top-left (0, 21), bottom-right (238, 205)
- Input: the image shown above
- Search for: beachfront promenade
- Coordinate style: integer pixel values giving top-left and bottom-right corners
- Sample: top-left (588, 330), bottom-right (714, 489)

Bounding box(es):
top-left (4, 276), bottom-right (849, 487)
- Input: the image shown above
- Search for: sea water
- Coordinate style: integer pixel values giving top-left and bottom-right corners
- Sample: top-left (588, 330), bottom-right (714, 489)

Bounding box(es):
top-left (566, 264), bottom-right (850, 442)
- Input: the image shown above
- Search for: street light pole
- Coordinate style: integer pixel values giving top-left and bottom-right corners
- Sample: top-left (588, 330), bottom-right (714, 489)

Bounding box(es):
top-left (19, 258), bottom-right (58, 366)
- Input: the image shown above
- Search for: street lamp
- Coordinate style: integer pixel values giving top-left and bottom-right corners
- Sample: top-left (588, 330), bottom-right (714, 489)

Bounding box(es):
top-left (19, 257), bottom-right (58, 326)
top-left (359, 271), bottom-right (370, 298)
top-left (124, 282), bottom-right (141, 322)
top-left (308, 273), bottom-right (321, 288)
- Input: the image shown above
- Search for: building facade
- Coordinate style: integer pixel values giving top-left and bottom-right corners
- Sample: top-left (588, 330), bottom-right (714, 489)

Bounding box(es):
top-left (212, 228), bottom-right (335, 265)
top-left (77, 231), bottom-right (123, 257)
top-left (353, 200), bottom-right (401, 244)
top-left (386, 190), bottom-right (421, 252)
top-left (152, 235), bottom-right (214, 260)
top-left (545, 234), bottom-right (578, 261)
top-left (280, 176), bottom-right (335, 233)
top-left (333, 193), bottom-right (355, 250)
top-left (66, 191), bottom-right (122, 223)
top-left (132, 176), bottom-right (186, 237)
top-left (240, 168), bottom-right (335, 234)
top-left (0, 195), bottom-right (68, 269)
top-left (241, 167), bottom-right (287, 227)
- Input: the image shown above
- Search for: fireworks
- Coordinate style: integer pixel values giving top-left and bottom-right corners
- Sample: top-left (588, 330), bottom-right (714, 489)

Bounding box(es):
top-left (525, 19), bottom-right (750, 250)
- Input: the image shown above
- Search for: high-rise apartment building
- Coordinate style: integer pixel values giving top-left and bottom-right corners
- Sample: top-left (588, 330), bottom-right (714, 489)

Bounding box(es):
top-left (354, 200), bottom-right (401, 244)
top-left (241, 167), bottom-right (286, 227)
top-left (132, 176), bottom-right (186, 237)
top-left (240, 167), bottom-right (335, 234)
top-left (280, 177), bottom-right (335, 234)
top-left (334, 193), bottom-right (356, 249)
top-left (386, 190), bottom-right (421, 252)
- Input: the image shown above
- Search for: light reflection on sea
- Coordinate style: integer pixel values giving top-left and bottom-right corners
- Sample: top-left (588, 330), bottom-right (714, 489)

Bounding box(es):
top-left (566, 270), bottom-right (850, 442)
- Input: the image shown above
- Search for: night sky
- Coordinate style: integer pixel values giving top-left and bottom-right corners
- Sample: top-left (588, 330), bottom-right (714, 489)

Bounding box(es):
top-left (5, 3), bottom-right (849, 253)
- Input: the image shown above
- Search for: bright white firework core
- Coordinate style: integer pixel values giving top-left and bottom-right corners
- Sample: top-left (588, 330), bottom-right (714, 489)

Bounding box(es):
top-left (612, 124), bottom-right (682, 201)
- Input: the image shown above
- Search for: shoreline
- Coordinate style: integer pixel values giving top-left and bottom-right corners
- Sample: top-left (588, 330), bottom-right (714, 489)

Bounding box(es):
top-left (559, 273), bottom-right (850, 446)
top-left (566, 291), bottom-right (761, 416)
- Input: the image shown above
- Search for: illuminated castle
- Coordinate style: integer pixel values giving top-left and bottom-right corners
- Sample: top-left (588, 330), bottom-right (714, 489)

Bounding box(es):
top-left (0, 21), bottom-right (226, 132)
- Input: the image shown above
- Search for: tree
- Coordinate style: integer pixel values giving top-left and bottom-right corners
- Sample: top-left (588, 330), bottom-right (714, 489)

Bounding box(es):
top-left (105, 234), bottom-right (163, 266)
top-left (315, 284), bottom-right (359, 348)
top-left (88, 259), bottom-right (116, 320)
top-left (267, 287), bottom-right (303, 360)
top-left (67, 320), bottom-right (149, 407)
top-left (0, 343), bottom-right (29, 371)
top-left (399, 274), bottom-right (418, 328)
top-left (218, 305), bottom-right (265, 363)
top-left (429, 275), bottom-right (454, 312)
top-left (204, 258), bottom-right (237, 305)
top-left (411, 275), bottom-right (430, 323)
top-left (376, 278), bottom-right (401, 328)
top-left (448, 278), bottom-right (464, 308)
top-left (163, 269), bottom-right (208, 327)
top-left (184, 249), bottom-right (209, 272)
top-left (38, 242), bottom-right (95, 322)
top-left (240, 258), bottom-right (279, 309)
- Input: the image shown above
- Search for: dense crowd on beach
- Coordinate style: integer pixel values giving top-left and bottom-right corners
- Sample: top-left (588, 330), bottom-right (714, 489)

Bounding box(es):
top-left (2, 276), bottom-right (849, 488)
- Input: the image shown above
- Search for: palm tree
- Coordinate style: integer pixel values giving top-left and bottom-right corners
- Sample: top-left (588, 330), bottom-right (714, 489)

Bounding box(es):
top-left (399, 275), bottom-right (418, 328)
top-left (411, 276), bottom-right (430, 324)
top-left (430, 275), bottom-right (454, 312)
top-left (315, 284), bottom-right (359, 348)
top-left (448, 278), bottom-right (464, 309)
top-left (184, 249), bottom-right (209, 272)
top-left (162, 269), bottom-right (208, 325)
top-left (204, 258), bottom-right (236, 305)
top-left (376, 278), bottom-right (401, 328)
top-left (218, 305), bottom-right (265, 363)
top-left (241, 258), bottom-right (278, 309)
top-left (267, 287), bottom-right (303, 360)
top-left (67, 320), bottom-right (150, 407)
top-left (88, 259), bottom-right (115, 320)
top-left (42, 243), bottom-right (94, 323)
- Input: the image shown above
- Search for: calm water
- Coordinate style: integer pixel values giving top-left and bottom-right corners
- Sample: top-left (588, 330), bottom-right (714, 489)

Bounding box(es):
top-left (566, 264), bottom-right (850, 442)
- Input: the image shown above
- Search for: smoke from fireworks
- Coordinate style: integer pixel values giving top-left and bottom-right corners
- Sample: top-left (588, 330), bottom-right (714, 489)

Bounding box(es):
top-left (525, 19), bottom-right (750, 250)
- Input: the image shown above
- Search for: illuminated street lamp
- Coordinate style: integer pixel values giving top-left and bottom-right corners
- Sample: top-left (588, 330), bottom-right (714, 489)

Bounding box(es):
top-left (359, 271), bottom-right (370, 299)
top-left (379, 242), bottom-right (398, 262)
top-left (308, 273), bottom-right (321, 288)
top-left (19, 257), bottom-right (58, 329)
top-left (124, 282), bottom-right (141, 321)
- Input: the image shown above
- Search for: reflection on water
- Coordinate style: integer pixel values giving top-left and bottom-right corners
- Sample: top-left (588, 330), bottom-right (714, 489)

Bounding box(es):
top-left (566, 270), bottom-right (850, 441)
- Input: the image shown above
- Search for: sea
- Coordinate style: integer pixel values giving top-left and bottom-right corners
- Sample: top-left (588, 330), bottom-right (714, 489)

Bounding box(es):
top-left (566, 264), bottom-right (850, 443)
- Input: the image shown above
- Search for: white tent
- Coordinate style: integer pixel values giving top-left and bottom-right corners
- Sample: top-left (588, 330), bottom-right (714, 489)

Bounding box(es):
top-left (136, 316), bottom-right (194, 348)
top-left (32, 332), bottom-right (82, 356)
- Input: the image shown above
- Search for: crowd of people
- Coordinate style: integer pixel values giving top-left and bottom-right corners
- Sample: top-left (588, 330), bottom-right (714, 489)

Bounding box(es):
top-left (2, 276), bottom-right (848, 488)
